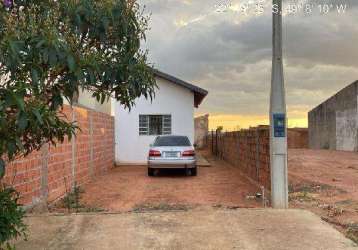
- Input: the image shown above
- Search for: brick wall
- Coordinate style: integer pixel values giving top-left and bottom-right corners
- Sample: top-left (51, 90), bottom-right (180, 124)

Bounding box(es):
top-left (206, 126), bottom-right (308, 190)
top-left (2, 104), bottom-right (114, 207)
top-left (288, 128), bottom-right (308, 149)
top-left (207, 126), bottom-right (270, 189)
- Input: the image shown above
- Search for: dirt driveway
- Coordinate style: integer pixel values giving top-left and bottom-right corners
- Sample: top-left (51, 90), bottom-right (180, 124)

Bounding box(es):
top-left (78, 154), bottom-right (261, 212)
top-left (17, 150), bottom-right (358, 249)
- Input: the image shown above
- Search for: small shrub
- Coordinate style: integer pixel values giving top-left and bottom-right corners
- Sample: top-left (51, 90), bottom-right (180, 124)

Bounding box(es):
top-left (0, 186), bottom-right (27, 250)
top-left (62, 184), bottom-right (84, 212)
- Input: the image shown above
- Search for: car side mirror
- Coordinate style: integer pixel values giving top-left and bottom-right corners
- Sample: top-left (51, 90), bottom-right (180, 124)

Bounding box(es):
top-left (193, 143), bottom-right (198, 148)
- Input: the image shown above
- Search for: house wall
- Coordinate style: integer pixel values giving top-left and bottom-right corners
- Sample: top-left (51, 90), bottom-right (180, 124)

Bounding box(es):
top-left (115, 77), bottom-right (195, 164)
top-left (62, 89), bottom-right (112, 115)
top-left (308, 81), bottom-right (358, 151)
top-left (77, 89), bottom-right (112, 115)
top-left (3, 105), bottom-right (114, 207)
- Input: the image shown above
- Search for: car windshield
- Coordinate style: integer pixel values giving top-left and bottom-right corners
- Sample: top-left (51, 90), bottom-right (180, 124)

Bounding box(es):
top-left (154, 136), bottom-right (191, 147)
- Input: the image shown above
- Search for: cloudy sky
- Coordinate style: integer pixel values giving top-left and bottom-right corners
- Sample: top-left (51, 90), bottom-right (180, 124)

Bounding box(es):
top-left (139, 0), bottom-right (358, 130)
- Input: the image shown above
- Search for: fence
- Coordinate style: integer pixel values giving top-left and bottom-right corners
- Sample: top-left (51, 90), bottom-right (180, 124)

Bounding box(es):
top-left (207, 126), bottom-right (271, 189)
top-left (2, 104), bottom-right (115, 207)
top-left (206, 126), bottom-right (308, 190)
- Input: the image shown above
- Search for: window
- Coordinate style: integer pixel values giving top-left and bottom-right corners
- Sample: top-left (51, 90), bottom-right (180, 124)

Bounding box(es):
top-left (154, 136), bottom-right (191, 146)
top-left (139, 115), bottom-right (171, 135)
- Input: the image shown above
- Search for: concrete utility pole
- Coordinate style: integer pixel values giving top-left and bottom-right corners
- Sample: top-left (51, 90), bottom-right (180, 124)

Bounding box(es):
top-left (270, 0), bottom-right (288, 209)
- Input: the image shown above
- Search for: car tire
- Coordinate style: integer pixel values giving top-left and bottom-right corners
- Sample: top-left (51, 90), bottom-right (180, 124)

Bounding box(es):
top-left (192, 166), bottom-right (197, 176)
top-left (148, 168), bottom-right (154, 176)
top-left (185, 168), bottom-right (192, 176)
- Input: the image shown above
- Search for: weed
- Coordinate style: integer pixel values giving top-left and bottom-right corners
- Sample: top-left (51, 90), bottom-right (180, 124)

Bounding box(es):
top-left (132, 203), bottom-right (191, 212)
top-left (62, 184), bottom-right (84, 212)
top-left (289, 191), bottom-right (316, 202)
top-left (347, 224), bottom-right (358, 245)
top-left (79, 207), bottom-right (106, 213)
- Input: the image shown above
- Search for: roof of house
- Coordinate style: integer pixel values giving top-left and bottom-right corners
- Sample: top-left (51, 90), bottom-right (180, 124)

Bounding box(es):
top-left (154, 70), bottom-right (208, 108)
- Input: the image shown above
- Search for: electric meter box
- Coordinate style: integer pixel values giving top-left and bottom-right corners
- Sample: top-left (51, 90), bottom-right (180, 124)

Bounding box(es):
top-left (273, 113), bottom-right (286, 137)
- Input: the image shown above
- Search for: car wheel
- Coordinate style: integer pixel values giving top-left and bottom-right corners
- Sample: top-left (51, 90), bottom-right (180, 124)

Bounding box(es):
top-left (192, 166), bottom-right (197, 176)
top-left (148, 168), bottom-right (154, 176)
top-left (185, 168), bottom-right (192, 176)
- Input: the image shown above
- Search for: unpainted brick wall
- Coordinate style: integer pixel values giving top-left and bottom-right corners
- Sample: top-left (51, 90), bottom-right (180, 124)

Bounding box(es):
top-left (287, 128), bottom-right (308, 149)
top-left (207, 127), bottom-right (270, 189)
top-left (206, 127), bottom-right (308, 190)
top-left (2, 104), bottom-right (114, 206)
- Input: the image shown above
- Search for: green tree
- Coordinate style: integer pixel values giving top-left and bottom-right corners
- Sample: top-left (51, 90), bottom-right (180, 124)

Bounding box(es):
top-left (216, 126), bottom-right (223, 132)
top-left (0, 186), bottom-right (27, 249)
top-left (0, 0), bottom-right (156, 178)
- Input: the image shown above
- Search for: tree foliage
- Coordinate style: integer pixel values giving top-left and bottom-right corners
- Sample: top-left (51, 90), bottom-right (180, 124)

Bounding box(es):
top-left (0, 186), bottom-right (27, 249)
top-left (0, 0), bottom-right (156, 176)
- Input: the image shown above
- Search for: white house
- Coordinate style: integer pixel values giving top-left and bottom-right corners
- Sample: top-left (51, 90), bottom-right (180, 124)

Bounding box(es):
top-left (114, 70), bottom-right (208, 164)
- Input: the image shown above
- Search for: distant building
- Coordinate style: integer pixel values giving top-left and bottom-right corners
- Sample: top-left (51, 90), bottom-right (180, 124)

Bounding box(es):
top-left (75, 89), bottom-right (112, 115)
top-left (194, 114), bottom-right (209, 149)
top-left (308, 80), bottom-right (358, 151)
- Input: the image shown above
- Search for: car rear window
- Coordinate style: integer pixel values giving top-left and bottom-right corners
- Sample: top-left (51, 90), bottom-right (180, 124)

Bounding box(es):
top-left (154, 136), bottom-right (191, 146)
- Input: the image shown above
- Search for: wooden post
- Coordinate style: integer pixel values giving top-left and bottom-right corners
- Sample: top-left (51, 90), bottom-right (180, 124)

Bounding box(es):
top-left (211, 130), bottom-right (214, 154)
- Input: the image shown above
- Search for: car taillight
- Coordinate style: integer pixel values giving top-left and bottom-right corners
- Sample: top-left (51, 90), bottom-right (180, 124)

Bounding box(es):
top-left (182, 150), bottom-right (195, 157)
top-left (149, 150), bottom-right (161, 157)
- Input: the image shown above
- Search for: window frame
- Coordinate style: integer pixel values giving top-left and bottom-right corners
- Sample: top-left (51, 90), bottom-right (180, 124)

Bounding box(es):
top-left (139, 114), bottom-right (172, 136)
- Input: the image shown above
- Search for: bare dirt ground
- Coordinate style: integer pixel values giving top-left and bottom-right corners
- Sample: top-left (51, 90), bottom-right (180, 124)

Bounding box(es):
top-left (288, 149), bottom-right (358, 243)
top-left (78, 153), bottom-right (262, 212)
top-left (46, 148), bottom-right (358, 246)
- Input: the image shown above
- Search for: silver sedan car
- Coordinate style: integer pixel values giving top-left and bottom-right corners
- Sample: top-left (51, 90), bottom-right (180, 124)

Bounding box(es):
top-left (147, 135), bottom-right (197, 176)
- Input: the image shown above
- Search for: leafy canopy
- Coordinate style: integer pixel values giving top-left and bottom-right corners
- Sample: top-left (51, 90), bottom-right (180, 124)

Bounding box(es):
top-left (0, 186), bottom-right (27, 249)
top-left (0, 0), bottom-right (156, 177)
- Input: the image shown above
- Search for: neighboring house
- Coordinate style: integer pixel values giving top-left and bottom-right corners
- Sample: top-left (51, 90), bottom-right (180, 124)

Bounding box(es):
top-left (76, 89), bottom-right (112, 115)
top-left (1, 74), bottom-right (112, 115)
top-left (194, 114), bottom-right (209, 149)
top-left (308, 80), bottom-right (358, 151)
top-left (62, 89), bottom-right (112, 115)
top-left (114, 70), bottom-right (208, 164)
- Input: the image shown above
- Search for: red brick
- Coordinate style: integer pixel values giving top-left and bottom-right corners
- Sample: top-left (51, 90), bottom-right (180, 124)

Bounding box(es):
top-left (3, 104), bottom-right (114, 206)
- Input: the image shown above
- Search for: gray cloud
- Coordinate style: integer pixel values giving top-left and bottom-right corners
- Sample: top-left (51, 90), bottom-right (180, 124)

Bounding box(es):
top-left (140, 0), bottom-right (358, 119)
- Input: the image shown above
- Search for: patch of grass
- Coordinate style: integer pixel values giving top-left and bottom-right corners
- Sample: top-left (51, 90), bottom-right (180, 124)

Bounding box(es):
top-left (300, 184), bottom-right (315, 194)
top-left (299, 183), bottom-right (331, 193)
top-left (289, 191), bottom-right (316, 202)
top-left (62, 185), bottom-right (84, 212)
top-left (335, 200), bottom-right (358, 212)
top-left (335, 199), bottom-right (354, 207)
top-left (289, 183), bottom-right (314, 194)
top-left (289, 183), bottom-right (320, 202)
top-left (347, 224), bottom-right (358, 245)
top-left (78, 207), bottom-right (106, 213)
top-left (132, 203), bottom-right (191, 212)
top-left (58, 184), bottom-right (106, 213)
top-left (290, 182), bottom-right (346, 198)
